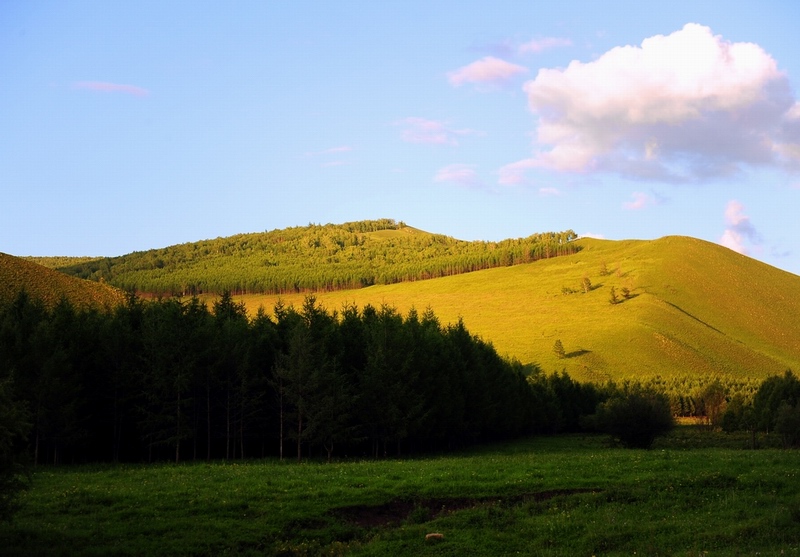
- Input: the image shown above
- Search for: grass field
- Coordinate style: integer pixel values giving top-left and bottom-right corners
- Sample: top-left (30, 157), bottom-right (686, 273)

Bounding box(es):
top-left (223, 236), bottom-right (800, 383)
top-left (2, 429), bottom-right (798, 556)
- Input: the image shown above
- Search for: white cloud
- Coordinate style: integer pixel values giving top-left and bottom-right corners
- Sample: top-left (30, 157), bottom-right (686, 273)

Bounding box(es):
top-left (518, 37), bottom-right (572, 54)
top-left (447, 56), bottom-right (528, 88)
top-left (538, 187), bottom-right (561, 196)
top-left (306, 145), bottom-right (353, 156)
top-left (434, 164), bottom-right (481, 187)
top-left (720, 200), bottom-right (760, 254)
top-left (498, 158), bottom-right (538, 185)
top-left (395, 117), bottom-right (479, 145)
top-left (623, 191), bottom-right (654, 210)
top-left (73, 81), bottom-right (149, 97)
top-left (520, 23), bottom-right (799, 182)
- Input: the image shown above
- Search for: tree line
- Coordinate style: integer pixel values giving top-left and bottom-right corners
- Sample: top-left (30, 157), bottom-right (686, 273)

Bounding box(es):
top-left (1, 290), bottom-right (603, 466)
top-left (58, 221), bottom-right (581, 295)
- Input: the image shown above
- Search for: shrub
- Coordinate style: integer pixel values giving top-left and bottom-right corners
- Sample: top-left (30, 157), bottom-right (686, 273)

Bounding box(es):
top-left (775, 402), bottom-right (800, 448)
top-left (595, 386), bottom-right (674, 449)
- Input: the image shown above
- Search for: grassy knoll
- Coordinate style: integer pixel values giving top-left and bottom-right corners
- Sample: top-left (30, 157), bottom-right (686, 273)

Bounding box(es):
top-left (1, 430), bottom-right (798, 556)
top-left (227, 236), bottom-right (800, 382)
top-left (0, 253), bottom-right (125, 309)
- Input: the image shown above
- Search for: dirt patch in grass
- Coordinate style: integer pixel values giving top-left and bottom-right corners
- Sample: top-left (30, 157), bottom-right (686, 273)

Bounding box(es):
top-left (332, 488), bottom-right (600, 528)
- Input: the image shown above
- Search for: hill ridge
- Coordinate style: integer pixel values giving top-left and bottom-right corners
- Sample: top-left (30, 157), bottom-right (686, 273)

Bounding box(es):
top-left (0, 252), bottom-right (125, 309)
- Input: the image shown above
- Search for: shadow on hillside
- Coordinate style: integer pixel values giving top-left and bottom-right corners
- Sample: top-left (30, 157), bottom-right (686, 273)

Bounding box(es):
top-left (614, 293), bottom-right (640, 304)
top-left (566, 349), bottom-right (591, 358)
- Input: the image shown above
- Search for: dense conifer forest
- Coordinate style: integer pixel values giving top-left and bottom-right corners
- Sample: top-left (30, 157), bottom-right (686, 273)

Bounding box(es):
top-left (0, 291), bottom-right (601, 465)
top-left (57, 220), bottom-right (580, 296)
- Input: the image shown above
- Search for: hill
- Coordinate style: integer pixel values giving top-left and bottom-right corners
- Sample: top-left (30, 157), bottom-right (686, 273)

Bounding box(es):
top-left (226, 236), bottom-right (800, 382)
top-left (0, 252), bottom-right (125, 309)
top-left (56, 219), bottom-right (579, 295)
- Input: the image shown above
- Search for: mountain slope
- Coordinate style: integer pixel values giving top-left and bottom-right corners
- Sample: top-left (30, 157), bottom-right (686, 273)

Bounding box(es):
top-left (228, 236), bottom-right (800, 381)
top-left (0, 252), bottom-right (125, 309)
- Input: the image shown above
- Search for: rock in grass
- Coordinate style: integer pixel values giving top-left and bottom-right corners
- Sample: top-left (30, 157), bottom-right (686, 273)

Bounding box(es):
top-left (425, 532), bottom-right (444, 542)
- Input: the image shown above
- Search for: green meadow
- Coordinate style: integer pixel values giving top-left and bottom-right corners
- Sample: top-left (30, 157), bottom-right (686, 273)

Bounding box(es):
top-left (2, 429), bottom-right (798, 556)
top-left (230, 236), bottom-right (800, 383)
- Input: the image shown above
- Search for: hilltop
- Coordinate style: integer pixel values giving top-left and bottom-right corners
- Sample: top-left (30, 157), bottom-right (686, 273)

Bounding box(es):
top-left (56, 219), bottom-right (579, 295)
top-left (227, 235), bottom-right (800, 382)
top-left (0, 252), bottom-right (125, 309)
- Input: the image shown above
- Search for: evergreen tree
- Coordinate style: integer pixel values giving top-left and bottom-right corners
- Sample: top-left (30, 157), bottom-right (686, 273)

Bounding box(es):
top-left (553, 339), bottom-right (566, 359)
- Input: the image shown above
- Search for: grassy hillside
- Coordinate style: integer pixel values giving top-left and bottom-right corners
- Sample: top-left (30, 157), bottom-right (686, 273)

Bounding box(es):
top-left (0, 252), bottom-right (125, 309)
top-left (22, 255), bottom-right (103, 270)
top-left (226, 236), bottom-right (800, 382)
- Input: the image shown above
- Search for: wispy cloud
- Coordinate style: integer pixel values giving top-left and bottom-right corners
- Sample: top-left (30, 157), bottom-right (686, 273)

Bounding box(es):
top-left (73, 81), bottom-right (149, 97)
top-left (447, 56), bottom-right (528, 88)
top-left (498, 158), bottom-right (538, 185)
top-left (306, 145), bottom-right (353, 156)
top-left (434, 164), bottom-right (481, 187)
top-left (538, 187), bottom-right (561, 196)
top-left (720, 200), bottom-right (760, 254)
top-left (518, 23), bottom-right (800, 182)
top-left (623, 191), bottom-right (658, 210)
top-left (303, 145), bottom-right (354, 168)
top-left (518, 37), bottom-right (572, 54)
top-left (395, 117), bottom-right (480, 145)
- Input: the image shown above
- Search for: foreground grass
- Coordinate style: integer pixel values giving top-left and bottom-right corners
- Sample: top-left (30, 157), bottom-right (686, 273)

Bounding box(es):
top-left (2, 429), bottom-right (799, 556)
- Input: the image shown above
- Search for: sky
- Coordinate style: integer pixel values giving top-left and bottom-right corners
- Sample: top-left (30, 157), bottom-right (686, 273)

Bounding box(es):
top-left (2, 1), bottom-right (800, 275)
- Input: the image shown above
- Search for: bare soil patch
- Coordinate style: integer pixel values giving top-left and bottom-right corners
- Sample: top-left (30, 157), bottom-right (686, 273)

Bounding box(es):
top-left (332, 488), bottom-right (600, 528)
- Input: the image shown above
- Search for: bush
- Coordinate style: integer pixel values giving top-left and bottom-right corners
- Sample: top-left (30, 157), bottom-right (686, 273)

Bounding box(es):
top-left (775, 402), bottom-right (800, 448)
top-left (596, 386), bottom-right (674, 449)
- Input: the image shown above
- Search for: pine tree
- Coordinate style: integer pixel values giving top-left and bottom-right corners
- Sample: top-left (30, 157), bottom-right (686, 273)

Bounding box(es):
top-left (553, 339), bottom-right (566, 359)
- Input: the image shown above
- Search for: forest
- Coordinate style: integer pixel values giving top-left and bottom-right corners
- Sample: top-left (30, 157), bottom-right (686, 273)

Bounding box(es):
top-left (56, 220), bottom-right (581, 295)
top-left (0, 290), bottom-right (605, 466)
top-left (2, 287), bottom-right (797, 474)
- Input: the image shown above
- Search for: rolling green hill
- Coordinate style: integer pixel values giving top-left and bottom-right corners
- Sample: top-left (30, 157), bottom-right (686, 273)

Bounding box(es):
top-left (56, 219), bottom-right (579, 295)
top-left (0, 252), bottom-right (125, 309)
top-left (226, 236), bottom-right (800, 382)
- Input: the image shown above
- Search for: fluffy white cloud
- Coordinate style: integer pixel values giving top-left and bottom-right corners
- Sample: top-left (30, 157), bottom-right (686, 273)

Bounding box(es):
top-left (520, 23), bottom-right (799, 181)
top-left (720, 200), bottom-right (760, 254)
top-left (447, 56), bottom-right (528, 87)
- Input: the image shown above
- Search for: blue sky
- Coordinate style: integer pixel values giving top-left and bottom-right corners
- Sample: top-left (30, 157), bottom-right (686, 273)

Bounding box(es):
top-left (3, 1), bottom-right (800, 275)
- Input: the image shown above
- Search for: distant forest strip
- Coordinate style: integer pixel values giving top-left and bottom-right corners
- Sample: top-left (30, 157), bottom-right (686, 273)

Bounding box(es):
top-left (58, 219), bottom-right (581, 295)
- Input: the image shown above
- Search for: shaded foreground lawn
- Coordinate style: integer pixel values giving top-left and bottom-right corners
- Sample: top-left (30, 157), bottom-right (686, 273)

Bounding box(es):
top-left (2, 429), bottom-right (799, 556)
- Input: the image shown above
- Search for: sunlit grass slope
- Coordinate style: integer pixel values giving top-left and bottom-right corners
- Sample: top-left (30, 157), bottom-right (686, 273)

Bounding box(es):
top-left (0, 252), bottom-right (124, 309)
top-left (230, 236), bottom-right (800, 382)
